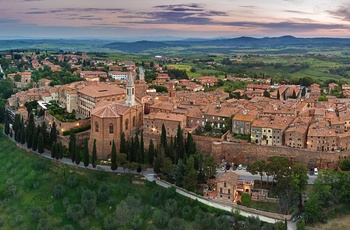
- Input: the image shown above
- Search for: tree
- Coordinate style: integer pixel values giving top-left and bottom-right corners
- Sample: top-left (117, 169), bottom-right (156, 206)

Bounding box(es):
top-left (249, 160), bottom-right (266, 187)
top-left (83, 138), bottom-right (89, 167)
top-left (176, 124), bottom-right (185, 161)
top-left (147, 139), bottom-right (155, 165)
top-left (69, 129), bottom-right (76, 162)
top-left (4, 117), bottom-right (10, 135)
top-left (292, 163), bottom-right (309, 208)
top-left (140, 131), bottom-right (145, 164)
top-left (183, 156), bottom-right (198, 191)
top-left (263, 90), bottom-right (270, 98)
top-left (55, 142), bottom-right (60, 160)
top-left (20, 127), bottom-right (26, 145)
top-left (277, 90), bottom-right (280, 100)
top-left (120, 132), bottom-right (126, 154)
top-left (245, 216), bottom-right (261, 230)
top-left (292, 89), bottom-right (297, 98)
top-left (92, 139), bottom-right (97, 168)
top-left (301, 87), bottom-right (306, 97)
top-left (51, 143), bottom-right (55, 158)
top-left (160, 124), bottom-right (167, 150)
top-left (203, 155), bottom-right (216, 179)
top-left (37, 133), bottom-right (44, 154)
top-left (116, 153), bottom-right (127, 172)
top-left (172, 159), bottom-right (186, 187)
top-left (185, 133), bottom-right (196, 156)
top-left (75, 144), bottom-right (80, 165)
top-left (153, 149), bottom-right (162, 174)
top-left (111, 140), bottom-right (117, 171)
top-left (162, 157), bottom-right (174, 177)
top-left (27, 122), bottom-right (35, 149)
top-left (50, 122), bottom-right (57, 144)
top-left (32, 128), bottom-right (38, 151)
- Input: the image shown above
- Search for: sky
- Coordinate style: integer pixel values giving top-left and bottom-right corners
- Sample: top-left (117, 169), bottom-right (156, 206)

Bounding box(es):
top-left (1, 0), bottom-right (350, 39)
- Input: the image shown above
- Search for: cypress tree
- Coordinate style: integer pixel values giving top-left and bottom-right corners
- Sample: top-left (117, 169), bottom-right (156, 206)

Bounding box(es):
top-left (75, 144), bottom-right (80, 165)
top-left (292, 90), bottom-right (297, 99)
top-left (13, 114), bottom-right (21, 135)
top-left (83, 138), bottom-right (89, 167)
top-left (186, 133), bottom-right (196, 156)
top-left (50, 122), bottom-right (57, 145)
top-left (160, 124), bottom-right (167, 149)
top-left (37, 133), bottom-right (44, 154)
top-left (153, 148), bottom-right (161, 174)
top-left (69, 129), bottom-right (76, 163)
top-left (135, 134), bottom-right (141, 163)
top-left (40, 122), bottom-right (48, 147)
top-left (176, 124), bottom-right (184, 161)
top-left (147, 139), bottom-right (155, 165)
top-left (141, 132), bottom-right (145, 164)
top-left (111, 140), bottom-right (117, 171)
top-left (20, 127), bottom-right (26, 145)
top-left (92, 139), bottom-right (97, 168)
top-left (277, 90), bottom-right (280, 100)
top-left (15, 129), bottom-right (20, 143)
top-left (120, 132), bottom-right (126, 153)
top-left (4, 118), bottom-right (9, 135)
top-left (32, 127), bottom-right (38, 151)
top-left (9, 129), bottom-right (13, 138)
top-left (129, 137), bottom-right (135, 162)
top-left (59, 142), bottom-right (63, 159)
top-left (55, 142), bottom-right (60, 160)
top-left (51, 143), bottom-right (55, 158)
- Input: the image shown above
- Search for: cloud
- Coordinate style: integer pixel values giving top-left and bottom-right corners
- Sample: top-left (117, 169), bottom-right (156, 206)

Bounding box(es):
top-left (328, 4), bottom-right (350, 21)
top-left (0, 18), bottom-right (19, 23)
top-left (284, 10), bottom-right (311, 15)
top-left (135, 3), bottom-right (227, 25)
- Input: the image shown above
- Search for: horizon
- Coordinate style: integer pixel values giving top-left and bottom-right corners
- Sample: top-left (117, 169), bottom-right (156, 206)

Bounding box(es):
top-left (1, 0), bottom-right (350, 39)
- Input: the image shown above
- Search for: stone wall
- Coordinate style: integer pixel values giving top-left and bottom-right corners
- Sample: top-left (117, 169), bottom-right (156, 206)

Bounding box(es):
top-left (211, 141), bottom-right (350, 169)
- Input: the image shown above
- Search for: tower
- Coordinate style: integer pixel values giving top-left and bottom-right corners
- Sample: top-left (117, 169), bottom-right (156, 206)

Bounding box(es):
top-left (125, 73), bottom-right (136, 107)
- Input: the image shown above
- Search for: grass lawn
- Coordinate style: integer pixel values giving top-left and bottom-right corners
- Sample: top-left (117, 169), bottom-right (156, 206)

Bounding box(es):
top-left (0, 126), bottom-right (234, 229)
top-left (306, 215), bottom-right (350, 230)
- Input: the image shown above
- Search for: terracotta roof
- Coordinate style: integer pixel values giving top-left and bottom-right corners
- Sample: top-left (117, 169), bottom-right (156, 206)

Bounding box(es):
top-left (91, 101), bottom-right (129, 118)
top-left (78, 83), bottom-right (125, 98)
top-left (233, 109), bottom-right (259, 122)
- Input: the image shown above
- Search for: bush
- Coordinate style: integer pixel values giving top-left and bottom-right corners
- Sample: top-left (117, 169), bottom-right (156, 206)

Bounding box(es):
top-left (182, 205), bottom-right (194, 221)
top-left (29, 207), bottom-right (43, 222)
top-left (151, 190), bottom-right (164, 206)
top-left (46, 204), bottom-right (55, 215)
top-left (62, 225), bottom-right (74, 230)
top-left (97, 184), bottom-right (110, 202)
top-left (79, 217), bottom-right (89, 229)
top-left (103, 215), bottom-right (117, 230)
top-left (37, 218), bottom-right (53, 230)
top-left (66, 175), bottom-right (78, 188)
top-left (32, 159), bottom-right (48, 172)
top-left (168, 217), bottom-right (186, 230)
top-left (241, 193), bottom-right (252, 206)
top-left (94, 208), bottom-right (104, 221)
top-left (165, 199), bottom-right (178, 217)
top-left (52, 184), bottom-right (65, 199)
top-left (339, 157), bottom-right (350, 171)
top-left (67, 204), bottom-right (84, 222)
top-left (153, 209), bottom-right (169, 228)
top-left (63, 197), bottom-right (70, 209)
top-left (81, 190), bottom-right (97, 214)
top-left (62, 125), bottom-right (91, 136)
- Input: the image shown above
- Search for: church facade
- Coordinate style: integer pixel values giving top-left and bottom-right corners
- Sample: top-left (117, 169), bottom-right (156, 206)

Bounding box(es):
top-left (89, 74), bottom-right (143, 159)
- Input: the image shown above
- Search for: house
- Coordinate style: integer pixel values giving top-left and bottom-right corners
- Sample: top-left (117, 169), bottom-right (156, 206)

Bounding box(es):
top-left (197, 76), bottom-right (218, 87)
top-left (80, 71), bottom-right (107, 82)
top-left (232, 109), bottom-right (259, 135)
top-left (108, 71), bottom-right (132, 81)
top-left (307, 122), bottom-right (339, 151)
top-left (285, 116), bottom-right (312, 149)
top-left (216, 171), bottom-right (240, 202)
top-left (143, 112), bottom-right (187, 137)
top-left (38, 78), bottom-right (52, 87)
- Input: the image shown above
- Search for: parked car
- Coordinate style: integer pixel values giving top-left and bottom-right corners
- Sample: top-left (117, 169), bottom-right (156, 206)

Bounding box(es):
top-left (238, 164), bottom-right (243, 170)
top-left (314, 168), bottom-right (318, 176)
top-left (221, 166), bottom-right (226, 171)
top-left (225, 164), bottom-right (231, 170)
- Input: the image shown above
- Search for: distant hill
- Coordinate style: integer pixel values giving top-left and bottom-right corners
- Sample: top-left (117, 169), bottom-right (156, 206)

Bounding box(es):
top-left (102, 40), bottom-right (176, 52)
top-left (1, 36), bottom-right (350, 54)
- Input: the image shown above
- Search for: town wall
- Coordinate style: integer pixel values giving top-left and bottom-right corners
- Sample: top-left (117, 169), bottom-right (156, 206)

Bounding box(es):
top-left (45, 111), bottom-right (90, 135)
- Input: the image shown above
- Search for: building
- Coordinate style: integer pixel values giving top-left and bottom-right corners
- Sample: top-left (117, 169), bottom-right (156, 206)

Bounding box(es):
top-left (77, 83), bottom-right (126, 117)
top-left (285, 116), bottom-right (312, 149)
top-left (307, 122), bottom-right (339, 152)
top-left (88, 75), bottom-right (143, 159)
top-left (108, 71), bottom-right (131, 81)
top-left (216, 171), bottom-right (239, 202)
top-left (143, 112), bottom-right (187, 137)
top-left (197, 76), bottom-right (218, 87)
top-left (80, 71), bottom-right (108, 82)
top-left (38, 78), bottom-right (52, 87)
top-left (251, 116), bottom-right (294, 146)
top-left (232, 109), bottom-right (259, 135)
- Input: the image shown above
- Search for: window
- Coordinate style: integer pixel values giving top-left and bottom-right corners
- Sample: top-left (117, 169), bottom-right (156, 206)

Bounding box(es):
top-left (95, 122), bottom-right (99, 132)
top-left (125, 119), bottom-right (129, 130)
top-left (109, 123), bottom-right (114, 134)
top-left (228, 189), bottom-right (231, 194)
top-left (224, 182), bottom-right (226, 188)
top-left (133, 116), bottom-right (136, 127)
top-left (220, 188), bottom-right (223, 193)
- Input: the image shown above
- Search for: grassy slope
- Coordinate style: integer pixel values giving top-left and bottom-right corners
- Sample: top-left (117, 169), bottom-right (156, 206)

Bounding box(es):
top-left (0, 127), bottom-right (231, 229)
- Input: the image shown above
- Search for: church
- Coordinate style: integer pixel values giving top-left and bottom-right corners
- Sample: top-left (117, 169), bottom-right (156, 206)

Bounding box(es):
top-left (89, 74), bottom-right (143, 159)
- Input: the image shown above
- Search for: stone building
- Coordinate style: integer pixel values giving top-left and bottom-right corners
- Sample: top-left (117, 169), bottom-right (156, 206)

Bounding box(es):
top-left (77, 83), bottom-right (126, 118)
top-left (88, 75), bottom-right (143, 159)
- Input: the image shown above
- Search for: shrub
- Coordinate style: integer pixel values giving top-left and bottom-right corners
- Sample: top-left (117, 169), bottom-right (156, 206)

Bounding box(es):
top-left (52, 184), bottom-right (65, 199)
top-left (66, 175), bottom-right (78, 188)
top-left (152, 209), bottom-right (169, 228)
top-left (46, 204), bottom-right (55, 215)
top-left (62, 225), bottom-right (74, 230)
top-left (241, 193), bottom-right (252, 206)
top-left (81, 190), bottom-right (97, 214)
top-left (37, 218), bottom-right (53, 230)
top-left (94, 208), bottom-right (104, 221)
top-left (151, 190), bottom-right (164, 206)
top-left (32, 159), bottom-right (48, 172)
top-left (131, 216), bottom-right (143, 230)
top-left (97, 184), bottom-right (110, 202)
top-left (79, 217), bottom-right (89, 229)
top-left (29, 207), bottom-right (43, 222)
top-left (182, 206), bottom-right (193, 220)
top-left (67, 204), bottom-right (84, 222)
top-left (103, 215), bottom-right (117, 230)
top-left (165, 199), bottom-right (178, 217)
top-left (168, 217), bottom-right (186, 230)
top-left (63, 197), bottom-right (70, 209)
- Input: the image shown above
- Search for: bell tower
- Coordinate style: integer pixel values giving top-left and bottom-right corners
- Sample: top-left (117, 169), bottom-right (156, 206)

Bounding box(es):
top-left (125, 73), bottom-right (136, 107)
